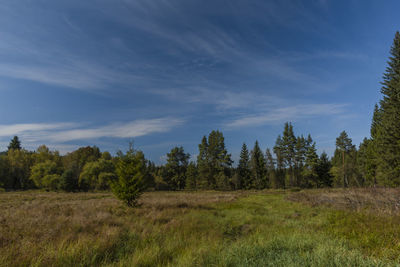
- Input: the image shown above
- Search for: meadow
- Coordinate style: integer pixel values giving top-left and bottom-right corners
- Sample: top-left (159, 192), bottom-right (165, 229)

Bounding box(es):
top-left (1, 189), bottom-right (400, 266)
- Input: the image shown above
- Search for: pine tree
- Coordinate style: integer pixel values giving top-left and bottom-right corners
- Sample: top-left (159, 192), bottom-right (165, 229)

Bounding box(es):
top-left (331, 131), bottom-right (358, 187)
top-left (273, 135), bottom-right (286, 188)
top-left (316, 152), bottom-right (332, 187)
top-left (8, 136), bottom-right (21, 151)
top-left (237, 143), bottom-right (251, 189)
top-left (294, 135), bottom-right (307, 186)
top-left (250, 141), bottom-right (267, 189)
top-left (302, 142), bottom-right (319, 187)
top-left (374, 31), bottom-right (400, 186)
top-left (163, 146), bottom-right (190, 190)
top-left (281, 123), bottom-right (296, 187)
top-left (197, 136), bottom-right (209, 189)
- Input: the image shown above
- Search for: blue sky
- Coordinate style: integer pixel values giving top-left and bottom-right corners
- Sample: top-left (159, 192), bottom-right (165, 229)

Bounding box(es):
top-left (0, 0), bottom-right (399, 163)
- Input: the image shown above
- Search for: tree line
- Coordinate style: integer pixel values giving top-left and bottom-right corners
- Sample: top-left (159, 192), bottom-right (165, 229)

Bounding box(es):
top-left (0, 31), bottom-right (399, 205)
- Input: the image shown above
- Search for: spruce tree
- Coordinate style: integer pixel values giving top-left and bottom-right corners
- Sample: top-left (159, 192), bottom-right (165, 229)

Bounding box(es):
top-left (265, 148), bottom-right (276, 188)
top-left (281, 123), bottom-right (296, 187)
top-left (375, 31), bottom-right (400, 186)
top-left (8, 136), bottom-right (21, 151)
top-left (197, 136), bottom-right (209, 189)
top-left (302, 142), bottom-right (319, 187)
top-left (250, 141), bottom-right (267, 189)
top-left (316, 152), bottom-right (333, 187)
top-left (273, 135), bottom-right (286, 188)
top-left (237, 143), bottom-right (251, 189)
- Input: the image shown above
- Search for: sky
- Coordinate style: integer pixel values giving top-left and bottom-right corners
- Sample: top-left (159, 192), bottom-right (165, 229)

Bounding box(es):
top-left (0, 0), bottom-right (399, 164)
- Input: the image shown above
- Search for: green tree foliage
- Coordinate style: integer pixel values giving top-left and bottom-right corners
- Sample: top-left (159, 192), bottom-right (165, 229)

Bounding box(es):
top-left (30, 160), bottom-right (62, 190)
top-left (79, 153), bottom-right (116, 191)
top-left (59, 169), bottom-right (76, 192)
top-left (185, 162), bottom-right (198, 190)
top-left (110, 147), bottom-right (149, 207)
top-left (301, 142), bottom-right (319, 188)
top-left (197, 131), bottom-right (233, 190)
top-left (8, 136), bottom-right (21, 151)
top-left (273, 135), bottom-right (286, 188)
top-left (197, 136), bottom-right (209, 189)
top-left (316, 152), bottom-right (333, 187)
top-left (373, 31), bottom-right (400, 186)
top-left (250, 141), bottom-right (267, 189)
top-left (163, 146), bottom-right (190, 190)
top-left (281, 122), bottom-right (296, 187)
top-left (357, 138), bottom-right (376, 186)
top-left (331, 131), bottom-right (359, 187)
top-left (7, 149), bottom-right (34, 190)
top-left (237, 143), bottom-right (251, 189)
top-left (265, 148), bottom-right (276, 188)
top-left (63, 146), bottom-right (101, 191)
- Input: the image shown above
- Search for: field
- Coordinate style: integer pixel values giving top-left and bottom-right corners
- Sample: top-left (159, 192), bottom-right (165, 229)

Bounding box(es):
top-left (1, 189), bottom-right (400, 266)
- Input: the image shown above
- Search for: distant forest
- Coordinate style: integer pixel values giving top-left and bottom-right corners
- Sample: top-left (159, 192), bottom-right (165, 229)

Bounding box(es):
top-left (1, 31), bottom-right (400, 194)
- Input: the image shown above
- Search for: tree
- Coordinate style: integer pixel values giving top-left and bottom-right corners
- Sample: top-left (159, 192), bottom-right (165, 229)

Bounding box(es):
top-left (79, 155), bottom-right (116, 191)
top-left (265, 148), bottom-right (276, 188)
top-left (185, 162), bottom-right (198, 190)
top-left (373, 31), bottom-right (400, 186)
top-left (301, 142), bottom-right (319, 188)
top-left (281, 123), bottom-right (296, 187)
top-left (197, 136), bottom-right (209, 189)
top-left (316, 152), bottom-right (333, 187)
top-left (273, 135), bottom-right (286, 188)
top-left (59, 169), bottom-right (76, 192)
top-left (110, 147), bottom-right (149, 207)
top-left (7, 149), bottom-right (34, 189)
top-left (8, 136), bottom-right (21, 151)
top-left (197, 131), bottom-right (232, 190)
top-left (163, 146), bottom-right (190, 190)
top-left (237, 143), bottom-right (251, 189)
top-left (331, 131), bottom-right (358, 187)
top-left (250, 141), bottom-right (267, 189)
top-left (30, 160), bottom-right (62, 190)
top-left (357, 138), bottom-right (376, 186)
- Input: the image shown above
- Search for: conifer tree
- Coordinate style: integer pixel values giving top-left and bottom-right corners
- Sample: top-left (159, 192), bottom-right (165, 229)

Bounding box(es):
top-left (197, 136), bottom-right (209, 189)
top-left (281, 123), bottom-right (296, 187)
top-left (250, 141), bottom-right (267, 189)
top-left (302, 142), bottom-right (319, 187)
top-left (374, 31), bottom-right (400, 186)
top-left (331, 131), bottom-right (358, 187)
top-left (163, 146), bottom-right (190, 190)
top-left (273, 135), bottom-right (286, 188)
top-left (237, 143), bottom-right (251, 189)
top-left (8, 136), bottom-right (21, 151)
top-left (316, 152), bottom-right (332, 187)
top-left (265, 148), bottom-right (276, 188)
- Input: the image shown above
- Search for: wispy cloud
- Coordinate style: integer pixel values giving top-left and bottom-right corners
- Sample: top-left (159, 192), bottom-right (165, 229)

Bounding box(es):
top-left (0, 118), bottom-right (183, 150)
top-left (225, 103), bottom-right (347, 128)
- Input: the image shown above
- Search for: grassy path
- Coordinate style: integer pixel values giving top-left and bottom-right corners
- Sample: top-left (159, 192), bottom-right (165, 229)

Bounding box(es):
top-left (0, 191), bottom-right (398, 266)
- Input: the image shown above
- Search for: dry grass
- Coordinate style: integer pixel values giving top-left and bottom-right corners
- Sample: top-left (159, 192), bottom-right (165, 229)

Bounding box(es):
top-left (0, 190), bottom-right (246, 266)
top-left (287, 187), bottom-right (400, 215)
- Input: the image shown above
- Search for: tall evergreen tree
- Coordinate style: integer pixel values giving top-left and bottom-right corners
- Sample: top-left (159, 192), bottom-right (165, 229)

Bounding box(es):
top-left (281, 123), bottom-right (296, 187)
top-left (197, 136), bottom-right (209, 189)
top-left (163, 146), bottom-right (190, 190)
top-left (250, 141), bottom-right (267, 189)
top-left (331, 131), bottom-right (358, 187)
top-left (237, 143), bottom-right (251, 189)
top-left (8, 136), bottom-right (21, 151)
top-left (302, 142), bottom-right (319, 187)
top-left (316, 152), bottom-right (333, 187)
top-left (265, 148), bottom-right (276, 188)
top-left (273, 135), bottom-right (286, 188)
top-left (374, 31), bottom-right (400, 186)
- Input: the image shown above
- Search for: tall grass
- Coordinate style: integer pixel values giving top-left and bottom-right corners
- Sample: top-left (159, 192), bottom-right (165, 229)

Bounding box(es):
top-left (0, 189), bottom-right (399, 266)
